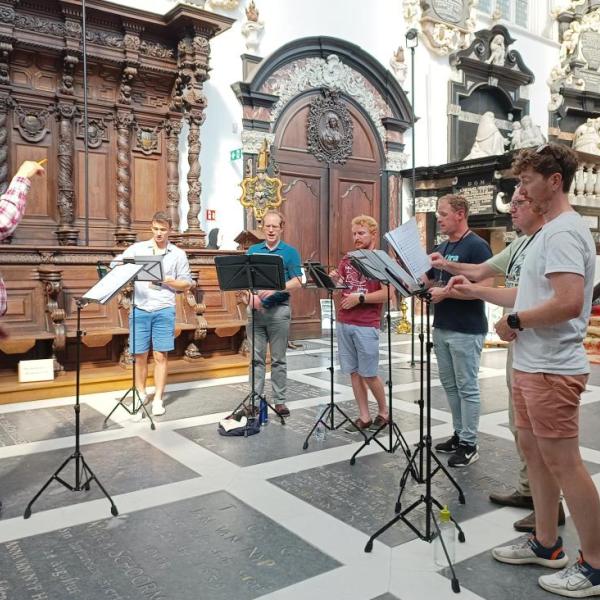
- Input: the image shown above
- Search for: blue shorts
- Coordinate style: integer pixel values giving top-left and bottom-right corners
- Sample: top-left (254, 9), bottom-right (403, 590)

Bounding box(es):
top-left (130, 306), bottom-right (176, 354)
top-left (336, 322), bottom-right (380, 377)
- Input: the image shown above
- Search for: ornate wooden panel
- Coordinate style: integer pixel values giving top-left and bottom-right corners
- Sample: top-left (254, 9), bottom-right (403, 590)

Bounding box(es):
top-left (0, 0), bottom-right (240, 378)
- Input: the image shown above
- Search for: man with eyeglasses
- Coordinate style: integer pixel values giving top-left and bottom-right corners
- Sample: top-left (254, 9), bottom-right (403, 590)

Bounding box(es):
top-left (431, 187), bottom-right (551, 532)
top-left (246, 210), bottom-right (302, 417)
top-left (422, 194), bottom-right (493, 467)
top-left (451, 143), bottom-right (600, 597)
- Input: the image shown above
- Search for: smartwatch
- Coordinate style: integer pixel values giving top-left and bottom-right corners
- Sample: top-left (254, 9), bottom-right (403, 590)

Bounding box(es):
top-left (358, 293), bottom-right (366, 304)
top-left (507, 312), bottom-right (523, 331)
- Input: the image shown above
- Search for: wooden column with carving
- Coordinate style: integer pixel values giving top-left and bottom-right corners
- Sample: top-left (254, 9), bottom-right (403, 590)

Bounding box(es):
top-left (56, 102), bottom-right (79, 245)
top-left (165, 116), bottom-right (182, 238)
top-left (115, 110), bottom-right (136, 247)
top-left (181, 109), bottom-right (205, 247)
top-left (172, 32), bottom-right (210, 248)
top-left (0, 94), bottom-right (9, 197)
top-left (38, 265), bottom-right (66, 374)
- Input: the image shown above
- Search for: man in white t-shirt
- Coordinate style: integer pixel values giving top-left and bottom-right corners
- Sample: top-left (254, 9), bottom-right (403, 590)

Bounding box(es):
top-left (112, 212), bottom-right (193, 417)
top-left (450, 143), bottom-right (600, 597)
top-left (431, 187), bottom-right (550, 532)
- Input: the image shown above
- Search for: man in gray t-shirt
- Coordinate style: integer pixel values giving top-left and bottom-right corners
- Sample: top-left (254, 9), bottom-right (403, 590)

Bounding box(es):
top-left (451, 144), bottom-right (600, 597)
top-left (431, 187), bottom-right (546, 531)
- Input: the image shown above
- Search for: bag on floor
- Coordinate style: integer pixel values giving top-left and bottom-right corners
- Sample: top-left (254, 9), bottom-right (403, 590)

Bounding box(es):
top-left (218, 415), bottom-right (261, 437)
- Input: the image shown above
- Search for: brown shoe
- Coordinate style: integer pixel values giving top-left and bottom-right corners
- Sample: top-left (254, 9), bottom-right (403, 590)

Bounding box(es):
top-left (344, 417), bottom-right (372, 433)
top-left (368, 415), bottom-right (390, 431)
top-left (274, 403), bottom-right (290, 417)
top-left (489, 490), bottom-right (534, 509)
top-left (513, 503), bottom-right (566, 533)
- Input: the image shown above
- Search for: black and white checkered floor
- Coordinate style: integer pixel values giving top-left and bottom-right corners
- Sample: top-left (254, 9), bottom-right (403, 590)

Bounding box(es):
top-left (1, 335), bottom-right (600, 599)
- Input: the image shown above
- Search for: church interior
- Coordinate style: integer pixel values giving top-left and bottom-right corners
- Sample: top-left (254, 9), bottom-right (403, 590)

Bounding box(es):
top-left (1, 0), bottom-right (600, 598)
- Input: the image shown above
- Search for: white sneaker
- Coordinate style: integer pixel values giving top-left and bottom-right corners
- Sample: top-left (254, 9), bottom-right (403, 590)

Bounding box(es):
top-left (539, 553), bottom-right (600, 597)
top-left (152, 398), bottom-right (166, 416)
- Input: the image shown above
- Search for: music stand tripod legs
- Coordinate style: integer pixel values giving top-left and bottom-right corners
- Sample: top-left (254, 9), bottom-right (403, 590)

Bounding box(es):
top-left (349, 284), bottom-right (416, 477)
top-left (229, 295), bottom-right (286, 430)
top-left (363, 296), bottom-right (465, 594)
top-left (25, 300), bottom-right (118, 519)
top-left (103, 284), bottom-right (155, 430)
top-left (303, 287), bottom-right (364, 450)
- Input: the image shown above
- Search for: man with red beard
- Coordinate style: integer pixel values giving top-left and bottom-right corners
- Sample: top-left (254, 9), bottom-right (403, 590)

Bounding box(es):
top-left (331, 215), bottom-right (388, 432)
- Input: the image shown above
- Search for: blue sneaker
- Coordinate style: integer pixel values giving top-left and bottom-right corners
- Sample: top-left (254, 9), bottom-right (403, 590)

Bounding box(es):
top-left (492, 534), bottom-right (569, 568)
top-left (539, 552), bottom-right (600, 597)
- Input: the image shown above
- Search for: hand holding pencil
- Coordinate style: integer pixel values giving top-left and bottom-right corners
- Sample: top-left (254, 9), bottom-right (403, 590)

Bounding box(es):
top-left (16, 159), bottom-right (46, 179)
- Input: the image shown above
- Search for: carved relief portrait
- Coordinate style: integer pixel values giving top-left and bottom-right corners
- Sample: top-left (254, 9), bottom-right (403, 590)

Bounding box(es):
top-left (307, 90), bottom-right (353, 164)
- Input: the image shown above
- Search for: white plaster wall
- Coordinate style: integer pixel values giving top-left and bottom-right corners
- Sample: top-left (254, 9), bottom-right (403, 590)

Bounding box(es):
top-left (109, 0), bottom-right (561, 240)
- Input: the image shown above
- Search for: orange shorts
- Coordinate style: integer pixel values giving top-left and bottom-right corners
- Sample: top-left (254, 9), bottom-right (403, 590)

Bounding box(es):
top-left (512, 369), bottom-right (588, 439)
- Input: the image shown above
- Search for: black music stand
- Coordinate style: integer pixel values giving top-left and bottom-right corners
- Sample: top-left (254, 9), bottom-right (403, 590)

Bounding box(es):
top-left (346, 249), bottom-right (417, 471)
top-left (301, 261), bottom-right (366, 448)
top-left (103, 256), bottom-right (164, 430)
top-left (364, 295), bottom-right (466, 593)
top-left (215, 254), bottom-right (287, 432)
top-left (22, 265), bottom-right (144, 519)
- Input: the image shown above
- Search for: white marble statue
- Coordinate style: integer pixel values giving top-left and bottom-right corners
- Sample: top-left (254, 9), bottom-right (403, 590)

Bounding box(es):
top-left (511, 115), bottom-right (546, 149)
top-left (465, 112), bottom-right (507, 159)
top-left (389, 47), bottom-right (407, 85)
top-left (509, 121), bottom-right (523, 150)
top-left (573, 118), bottom-right (600, 155)
top-left (486, 34), bottom-right (506, 66)
top-left (241, 0), bottom-right (264, 53)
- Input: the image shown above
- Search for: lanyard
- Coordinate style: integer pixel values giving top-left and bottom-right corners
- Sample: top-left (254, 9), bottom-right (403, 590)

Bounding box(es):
top-left (442, 229), bottom-right (470, 258)
top-left (506, 228), bottom-right (541, 276)
top-left (436, 230), bottom-right (470, 284)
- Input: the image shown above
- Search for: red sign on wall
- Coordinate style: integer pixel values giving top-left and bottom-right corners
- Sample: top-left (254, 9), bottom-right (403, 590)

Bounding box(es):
top-left (206, 209), bottom-right (216, 221)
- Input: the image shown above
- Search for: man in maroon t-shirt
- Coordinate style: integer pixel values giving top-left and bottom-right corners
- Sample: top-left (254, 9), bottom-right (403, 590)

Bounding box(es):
top-left (331, 215), bottom-right (388, 432)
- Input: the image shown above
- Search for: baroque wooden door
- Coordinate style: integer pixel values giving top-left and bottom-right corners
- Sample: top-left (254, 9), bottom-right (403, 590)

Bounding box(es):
top-left (274, 92), bottom-right (382, 337)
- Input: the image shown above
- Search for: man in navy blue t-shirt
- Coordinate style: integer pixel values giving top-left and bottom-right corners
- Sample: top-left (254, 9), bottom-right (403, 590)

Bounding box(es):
top-left (247, 210), bottom-right (302, 416)
top-left (423, 194), bottom-right (492, 467)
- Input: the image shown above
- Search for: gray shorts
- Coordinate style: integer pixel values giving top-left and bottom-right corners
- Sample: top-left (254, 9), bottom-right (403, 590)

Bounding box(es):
top-left (336, 322), bottom-right (380, 377)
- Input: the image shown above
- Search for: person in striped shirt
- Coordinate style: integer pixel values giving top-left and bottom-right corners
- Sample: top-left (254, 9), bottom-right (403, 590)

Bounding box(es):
top-left (0, 160), bottom-right (45, 340)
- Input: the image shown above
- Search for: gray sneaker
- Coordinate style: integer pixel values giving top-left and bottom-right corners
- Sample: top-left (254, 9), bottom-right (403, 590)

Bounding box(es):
top-left (492, 535), bottom-right (569, 569)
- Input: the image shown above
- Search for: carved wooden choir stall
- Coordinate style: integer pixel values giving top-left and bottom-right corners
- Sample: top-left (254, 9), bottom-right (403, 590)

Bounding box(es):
top-left (0, 0), bottom-right (247, 401)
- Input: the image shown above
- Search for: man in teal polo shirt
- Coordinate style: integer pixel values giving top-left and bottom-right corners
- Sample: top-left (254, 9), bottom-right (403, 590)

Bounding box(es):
top-left (247, 210), bottom-right (302, 416)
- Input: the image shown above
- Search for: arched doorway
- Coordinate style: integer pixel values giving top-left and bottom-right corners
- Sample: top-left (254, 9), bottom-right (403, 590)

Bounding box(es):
top-left (274, 92), bottom-right (383, 336)
top-left (233, 37), bottom-right (414, 337)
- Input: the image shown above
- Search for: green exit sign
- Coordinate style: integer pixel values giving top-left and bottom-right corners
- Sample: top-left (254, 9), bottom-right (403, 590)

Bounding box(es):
top-left (230, 148), bottom-right (242, 161)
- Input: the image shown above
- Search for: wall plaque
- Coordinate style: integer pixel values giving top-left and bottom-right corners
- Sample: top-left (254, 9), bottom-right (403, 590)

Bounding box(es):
top-left (404, 0), bottom-right (476, 56)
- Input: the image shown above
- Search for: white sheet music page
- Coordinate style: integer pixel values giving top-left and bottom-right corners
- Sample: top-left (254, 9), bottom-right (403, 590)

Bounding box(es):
top-left (385, 218), bottom-right (431, 280)
top-left (82, 263), bottom-right (143, 305)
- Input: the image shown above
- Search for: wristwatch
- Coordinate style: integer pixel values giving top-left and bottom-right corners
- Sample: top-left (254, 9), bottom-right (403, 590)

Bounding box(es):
top-left (358, 293), bottom-right (366, 304)
top-left (507, 312), bottom-right (523, 331)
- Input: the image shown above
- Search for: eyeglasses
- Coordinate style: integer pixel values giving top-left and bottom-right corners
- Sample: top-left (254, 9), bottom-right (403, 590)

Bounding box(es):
top-left (510, 198), bottom-right (531, 209)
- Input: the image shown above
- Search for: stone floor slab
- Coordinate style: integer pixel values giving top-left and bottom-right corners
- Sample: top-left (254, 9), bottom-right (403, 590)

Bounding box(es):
top-left (0, 437), bottom-right (198, 519)
top-left (0, 491), bottom-right (340, 600)
top-left (147, 380), bottom-right (335, 423)
top-left (397, 376), bottom-right (508, 415)
top-left (175, 402), bottom-right (437, 467)
top-left (0, 404), bottom-right (120, 447)
top-left (269, 433), bottom-right (567, 547)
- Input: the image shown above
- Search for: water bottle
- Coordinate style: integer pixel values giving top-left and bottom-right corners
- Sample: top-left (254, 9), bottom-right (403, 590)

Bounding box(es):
top-left (433, 505), bottom-right (456, 567)
top-left (314, 404), bottom-right (327, 442)
top-left (259, 397), bottom-right (268, 426)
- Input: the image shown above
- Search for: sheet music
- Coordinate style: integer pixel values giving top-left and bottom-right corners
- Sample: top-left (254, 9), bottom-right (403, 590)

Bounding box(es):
top-left (349, 250), bottom-right (422, 297)
top-left (82, 263), bottom-right (144, 305)
top-left (384, 218), bottom-right (431, 280)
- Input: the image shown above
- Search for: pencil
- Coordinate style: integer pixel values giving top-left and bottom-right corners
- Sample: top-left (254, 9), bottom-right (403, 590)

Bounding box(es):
top-left (37, 159), bottom-right (48, 166)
